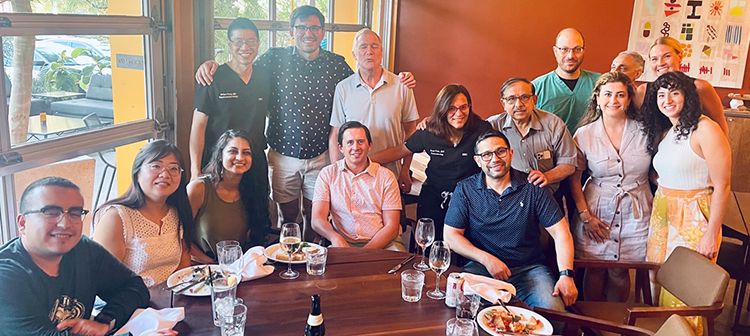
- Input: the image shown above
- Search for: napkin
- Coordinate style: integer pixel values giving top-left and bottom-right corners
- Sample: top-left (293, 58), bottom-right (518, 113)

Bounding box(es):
top-left (115, 307), bottom-right (184, 336)
top-left (231, 246), bottom-right (274, 282)
top-left (461, 273), bottom-right (515, 304)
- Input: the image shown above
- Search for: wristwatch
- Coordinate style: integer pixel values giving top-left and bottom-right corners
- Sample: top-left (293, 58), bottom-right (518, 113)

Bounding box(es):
top-left (94, 313), bottom-right (117, 335)
top-left (559, 269), bottom-right (576, 278)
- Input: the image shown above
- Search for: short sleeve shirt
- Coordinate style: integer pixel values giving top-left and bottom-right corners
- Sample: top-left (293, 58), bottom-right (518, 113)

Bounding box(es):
top-left (193, 64), bottom-right (270, 167)
top-left (486, 108), bottom-right (577, 193)
top-left (532, 69), bottom-right (600, 135)
top-left (405, 120), bottom-right (493, 192)
top-left (313, 159), bottom-right (402, 242)
top-left (330, 69), bottom-right (419, 176)
top-left (257, 46), bottom-right (354, 159)
top-left (444, 170), bottom-right (564, 268)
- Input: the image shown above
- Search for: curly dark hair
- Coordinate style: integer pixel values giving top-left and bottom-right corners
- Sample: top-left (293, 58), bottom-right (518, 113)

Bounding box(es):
top-left (578, 71), bottom-right (638, 129)
top-left (638, 71), bottom-right (701, 155)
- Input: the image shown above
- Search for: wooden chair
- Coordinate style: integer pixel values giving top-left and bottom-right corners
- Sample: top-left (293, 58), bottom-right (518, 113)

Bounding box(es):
top-left (569, 247), bottom-right (729, 336)
top-left (534, 309), bottom-right (696, 336)
top-left (716, 224), bottom-right (750, 332)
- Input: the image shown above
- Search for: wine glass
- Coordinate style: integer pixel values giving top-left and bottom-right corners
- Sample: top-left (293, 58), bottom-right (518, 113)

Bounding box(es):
top-left (426, 241), bottom-right (451, 299)
top-left (413, 218), bottom-right (435, 271)
top-left (279, 223), bottom-right (301, 280)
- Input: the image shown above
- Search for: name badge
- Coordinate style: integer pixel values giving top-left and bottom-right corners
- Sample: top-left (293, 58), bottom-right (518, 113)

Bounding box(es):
top-left (219, 92), bottom-right (239, 99)
top-left (429, 149), bottom-right (445, 157)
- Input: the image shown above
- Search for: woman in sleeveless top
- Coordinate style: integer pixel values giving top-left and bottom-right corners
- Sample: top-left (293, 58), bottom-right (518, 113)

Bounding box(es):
top-left (92, 140), bottom-right (194, 287)
top-left (187, 130), bottom-right (271, 263)
top-left (569, 72), bottom-right (652, 302)
top-left (640, 71), bottom-right (731, 333)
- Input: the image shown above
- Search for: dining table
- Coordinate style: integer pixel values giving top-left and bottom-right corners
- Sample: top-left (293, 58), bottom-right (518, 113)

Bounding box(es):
top-left (150, 247), bottom-right (531, 335)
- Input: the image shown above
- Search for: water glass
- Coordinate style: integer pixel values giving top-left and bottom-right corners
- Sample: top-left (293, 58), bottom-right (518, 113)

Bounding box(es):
top-left (304, 246), bottom-right (327, 275)
top-left (446, 318), bottom-right (479, 336)
top-left (219, 303), bottom-right (247, 336)
top-left (217, 240), bottom-right (243, 276)
top-left (456, 291), bottom-right (480, 318)
top-left (401, 269), bottom-right (425, 302)
top-left (210, 274), bottom-right (240, 327)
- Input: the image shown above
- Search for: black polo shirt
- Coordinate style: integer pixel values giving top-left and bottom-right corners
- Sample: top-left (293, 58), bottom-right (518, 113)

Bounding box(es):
top-left (445, 169), bottom-right (564, 268)
top-left (405, 120), bottom-right (493, 192)
top-left (194, 64), bottom-right (270, 167)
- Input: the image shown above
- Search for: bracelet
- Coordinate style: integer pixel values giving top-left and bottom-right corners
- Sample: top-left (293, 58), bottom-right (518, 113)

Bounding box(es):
top-left (578, 209), bottom-right (589, 215)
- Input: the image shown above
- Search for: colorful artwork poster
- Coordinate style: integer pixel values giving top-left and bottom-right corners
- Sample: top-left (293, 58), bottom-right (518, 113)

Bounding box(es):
top-left (628, 0), bottom-right (750, 88)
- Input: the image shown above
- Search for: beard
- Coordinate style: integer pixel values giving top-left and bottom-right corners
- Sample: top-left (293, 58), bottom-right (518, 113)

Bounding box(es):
top-left (483, 161), bottom-right (510, 180)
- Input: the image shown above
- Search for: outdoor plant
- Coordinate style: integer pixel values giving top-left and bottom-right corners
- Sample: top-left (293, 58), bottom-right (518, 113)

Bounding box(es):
top-left (41, 47), bottom-right (110, 92)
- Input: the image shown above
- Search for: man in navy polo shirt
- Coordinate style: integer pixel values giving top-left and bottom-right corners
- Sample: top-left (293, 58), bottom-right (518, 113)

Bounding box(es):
top-left (444, 130), bottom-right (577, 312)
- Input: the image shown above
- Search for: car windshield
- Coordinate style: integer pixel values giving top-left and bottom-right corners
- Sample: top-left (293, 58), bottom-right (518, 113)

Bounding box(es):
top-left (36, 43), bottom-right (85, 66)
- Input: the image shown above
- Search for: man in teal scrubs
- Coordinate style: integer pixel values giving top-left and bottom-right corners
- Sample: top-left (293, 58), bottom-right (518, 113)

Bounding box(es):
top-left (532, 28), bottom-right (600, 135)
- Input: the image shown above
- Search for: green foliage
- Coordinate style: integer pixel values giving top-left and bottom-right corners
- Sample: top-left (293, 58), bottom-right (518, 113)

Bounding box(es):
top-left (43, 47), bottom-right (110, 92)
top-left (72, 48), bottom-right (110, 91)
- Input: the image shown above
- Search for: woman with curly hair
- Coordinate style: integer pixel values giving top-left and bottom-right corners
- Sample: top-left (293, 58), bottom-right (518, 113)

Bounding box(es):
top-left (569, 72), bottom-right (652, 302)
top-left (640, 71), bottom-right (730, 331)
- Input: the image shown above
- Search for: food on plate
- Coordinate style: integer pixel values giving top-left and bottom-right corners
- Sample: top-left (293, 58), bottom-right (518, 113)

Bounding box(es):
top-left (482, 308), bottom-right (544, 334)
top-left (275, 242), bottom-right (315, 261)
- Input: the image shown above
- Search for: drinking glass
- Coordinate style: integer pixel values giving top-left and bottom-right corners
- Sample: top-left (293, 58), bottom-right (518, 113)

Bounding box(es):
top-left (413, 218), bottom-right (435, 271)
top-left (279, 223), bottom-right (301, 280)
top-left (210, 273), bottom-right (241, 327)
top-left (219, 303), bottom-right (247, 336)
top-left (217, 240), bottom-right (243, 277)
top-left (456, 291), bottom-right (481, 318)
top-left (304, 246), bottom-right (328, 275)
top-left (427, 241), bottom-right (451, 299)
top-left (400, 269), bottom-right (425, 302)
top-left (446, 318), bottom-right (479, 336)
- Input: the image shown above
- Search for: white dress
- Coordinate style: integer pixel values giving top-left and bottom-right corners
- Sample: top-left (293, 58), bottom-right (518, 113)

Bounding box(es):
top-left (92, 205), bottom-right (182, 287)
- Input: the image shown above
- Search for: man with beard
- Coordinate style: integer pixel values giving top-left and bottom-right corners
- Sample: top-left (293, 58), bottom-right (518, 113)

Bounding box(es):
top-left (611, 51), bottom-right (644, 83)
top-left (311, 122), bottom-right (404, 251)
top-left (532, 28), bottom-right (600, 135)
top-left (444, 130), bottom-right (577, 313)
top-left (486, 77), bottom-right (576, 198)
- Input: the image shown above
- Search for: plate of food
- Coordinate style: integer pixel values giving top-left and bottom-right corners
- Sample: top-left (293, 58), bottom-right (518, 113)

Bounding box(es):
top-left (264, 242), bottom-right (323, 264)
top-left (477, 305), bottom-right (553, 335)
top-left (166, 265), bottom-right (235, 297)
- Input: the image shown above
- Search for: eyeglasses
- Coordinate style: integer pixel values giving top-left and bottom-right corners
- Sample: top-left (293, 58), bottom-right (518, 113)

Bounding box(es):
top-left (475, 147), bottom-right (510, 162)
top-left (229, 39), bottom-right (259, 47)
top-left (23, 206), bottom-right (89, 224)
top-left (449, 104), bottom-right (470, 113)
top-left (294, 25), bottom-right (323, 33)
top-left (502, 94), bottom-right (533, 104)
top-left (145, 163), bottom-right (184, 177)
top-left (555, 46), bottom-right (584, 54)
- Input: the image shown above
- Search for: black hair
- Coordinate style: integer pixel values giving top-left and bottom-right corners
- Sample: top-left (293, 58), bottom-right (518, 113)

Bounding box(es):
top-left (475, 130), bottom-right (511, 154)
top-left (227, 17), bottom-right (260, 41)
top-left (638, 71), bottom-right (702, 155)
top-left (290, 5), bottom-right (325, 28)
top-left (500, 77), bottom-right (536, 97)
top-left (425, 84), bottom-right (482, 144)
top-left (337, 121), bottom-right (372, 145)
top-left (96, 140), bottom-right (195, 247)
top-left (20, 177), bottom-right (80, 213)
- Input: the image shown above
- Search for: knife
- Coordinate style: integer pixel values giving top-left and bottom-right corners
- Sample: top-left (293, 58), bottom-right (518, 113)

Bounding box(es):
top-left (388, 255), bottom-right (415, 274)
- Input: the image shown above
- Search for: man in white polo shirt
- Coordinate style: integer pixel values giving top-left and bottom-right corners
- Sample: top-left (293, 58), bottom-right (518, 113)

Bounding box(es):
top-left (329, 28), bottom-right (419, 192)
top-left (313, 121), bottom-right (405, 251)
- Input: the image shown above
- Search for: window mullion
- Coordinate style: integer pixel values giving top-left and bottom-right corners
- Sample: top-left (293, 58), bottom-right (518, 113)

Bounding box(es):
top-left (0, 14), bottom-right (152, 36)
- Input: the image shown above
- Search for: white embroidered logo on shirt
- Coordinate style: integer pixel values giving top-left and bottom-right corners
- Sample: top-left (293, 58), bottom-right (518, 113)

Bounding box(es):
top-left (520, 201), bottom-right (524, 207)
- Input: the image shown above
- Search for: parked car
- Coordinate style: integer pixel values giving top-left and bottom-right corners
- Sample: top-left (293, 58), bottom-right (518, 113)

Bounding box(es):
top-left (40, 36), bottom-right (111, 58)
top-left (4, 40), bottom-right (94, 79)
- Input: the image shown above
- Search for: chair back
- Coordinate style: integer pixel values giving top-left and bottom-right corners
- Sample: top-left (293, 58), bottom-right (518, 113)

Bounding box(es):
top-left (85, 74), bottom-right (112, 101)
top-left (82, 112), bottom-right (103, 129)
top-left (657, 246), bottom-right (729, 306)
top-left (654, 314), bottom-right (696, 336)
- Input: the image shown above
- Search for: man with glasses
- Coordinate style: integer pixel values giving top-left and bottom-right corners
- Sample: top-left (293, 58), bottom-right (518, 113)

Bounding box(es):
top-left (196, 6), bottom-right (415, 241)
top-left (487, 77), bottom-right (576, 200)
top-left (532, 28), bottom-right (600, 134)
top-left (444, 130), bottom-right (577, 319)
top-left (611, 51), bottom-right (644, 83)
top-left (0, 177), bottom-right (149, 335)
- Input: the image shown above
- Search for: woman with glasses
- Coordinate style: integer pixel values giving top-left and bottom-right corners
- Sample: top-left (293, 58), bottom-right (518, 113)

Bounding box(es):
top-left (187, 130), bottom-right (271, 263)
top-left (91, 140), bottom-right (194, 287)
top-left (371, 84), bottom-right (492, 240)
top-left (569, 72), bottom-right (652, 302)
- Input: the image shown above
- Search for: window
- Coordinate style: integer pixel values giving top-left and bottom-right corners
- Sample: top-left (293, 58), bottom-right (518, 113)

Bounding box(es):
top-left (0, 0), bottom-right (170, 243)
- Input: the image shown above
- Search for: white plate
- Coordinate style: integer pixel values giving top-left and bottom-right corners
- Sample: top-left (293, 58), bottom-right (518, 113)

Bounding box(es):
top-left (476, 306), bottom-right (553, 335)
top-left (166, 265), bottom-right (219, 297)
top-left (264, 242), bottom-right (323, 264)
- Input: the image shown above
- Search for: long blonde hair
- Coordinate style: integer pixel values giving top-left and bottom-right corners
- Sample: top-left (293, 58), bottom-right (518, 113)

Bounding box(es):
top-left (649, 36), bottom-right (683, 57)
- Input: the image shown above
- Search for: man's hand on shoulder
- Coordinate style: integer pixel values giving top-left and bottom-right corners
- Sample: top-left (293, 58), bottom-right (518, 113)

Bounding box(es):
top-left (56, 319), bottom-right (110, 336)
top-left (552, 276), bottom-right (577, 306)
top-left (398, 72), bottom-right (416, 89)
top-left (483, 256), bottom-right (512, 281)
top-left (195, 60), bottom-right (219, 86)
top-left (527, 170), bottom-right (549, 187)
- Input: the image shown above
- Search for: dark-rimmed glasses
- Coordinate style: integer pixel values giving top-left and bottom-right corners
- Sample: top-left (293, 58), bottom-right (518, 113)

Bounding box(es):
top-left (145, 163), bottom-right (184, 177)
top-left (449, 104), bottom-right (470, 113)
top-left (555, 46), bottom-right (584, 54)
top-left (23, 206), bottom-right (89, 224)
top-left (229, 39), bottom-right (259, 47)
top-left (502, 94), bottom-right (533, 104)
top-left (475, 147), bottom-right (509, 162)
top-left (294, 25), bottom-right (323, 33)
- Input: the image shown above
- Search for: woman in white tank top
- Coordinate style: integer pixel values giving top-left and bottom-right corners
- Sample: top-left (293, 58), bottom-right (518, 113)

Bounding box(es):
top-left (639, 71), bottom-right (730, 332)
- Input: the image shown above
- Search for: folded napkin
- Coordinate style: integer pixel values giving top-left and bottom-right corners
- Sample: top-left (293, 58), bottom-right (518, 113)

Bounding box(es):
top-left (115, 307), bottom-right (184, 336)
top-left (231, 246), bottom-right (274, 282)
top-left (461, 273), bottom-right (516, 304)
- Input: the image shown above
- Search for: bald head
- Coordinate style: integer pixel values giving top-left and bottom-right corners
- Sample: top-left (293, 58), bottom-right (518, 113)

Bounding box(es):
top-left (555, 28), bottom-right (585, 47)
top-left (553, 28), bottom-right (586, 76)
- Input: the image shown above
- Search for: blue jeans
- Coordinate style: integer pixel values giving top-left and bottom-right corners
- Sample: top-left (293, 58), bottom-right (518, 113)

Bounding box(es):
top-left (463, 261), bottom-right (565, 312)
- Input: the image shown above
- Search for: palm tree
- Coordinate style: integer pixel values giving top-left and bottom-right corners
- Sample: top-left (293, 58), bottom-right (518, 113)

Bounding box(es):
top-left (6, 0), bottom-right (33, 145)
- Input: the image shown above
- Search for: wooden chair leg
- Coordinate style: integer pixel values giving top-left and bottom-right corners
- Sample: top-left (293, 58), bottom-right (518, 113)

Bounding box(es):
top-left (734, 280), bottom-right (741, 305)
top-left (706, 317), bottom-right (715, 336)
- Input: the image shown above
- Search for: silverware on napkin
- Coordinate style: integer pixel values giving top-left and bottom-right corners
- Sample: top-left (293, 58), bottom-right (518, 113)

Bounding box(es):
top-left (388, 255), bottom-right (415, 274)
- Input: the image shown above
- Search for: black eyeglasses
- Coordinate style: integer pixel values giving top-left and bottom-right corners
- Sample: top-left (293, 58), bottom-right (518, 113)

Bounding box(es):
top-left (145, 163), bottom-right (184, 177)
top-left (23, 206), bottom-right (89, 224)
top-left (229, 39), bottom-right (259, 47)
top-left (555, 46), bottom-right (584, 54)
top-left (294, 25), bottom-right (323, 33)
top-left (502, 94), bottom-right (533, 104)
top-left (475, 147), bottom-right (509, 162)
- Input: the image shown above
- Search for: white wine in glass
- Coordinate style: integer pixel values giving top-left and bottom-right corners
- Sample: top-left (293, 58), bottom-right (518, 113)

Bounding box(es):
top-left (279, 223), bottom-right (301, 280)
top-left (427, 241), bottom-right (451, 299)
top-left (413, 218), bottom-right (435, 271)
